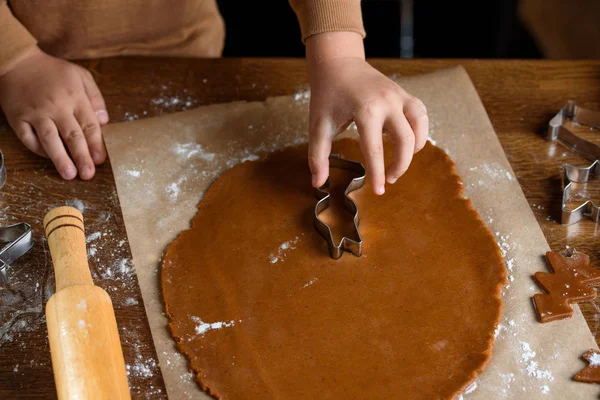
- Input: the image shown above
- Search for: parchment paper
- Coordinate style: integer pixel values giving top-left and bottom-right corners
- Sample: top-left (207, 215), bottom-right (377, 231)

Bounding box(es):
top-left (103, 65), bottom-right (599, 399)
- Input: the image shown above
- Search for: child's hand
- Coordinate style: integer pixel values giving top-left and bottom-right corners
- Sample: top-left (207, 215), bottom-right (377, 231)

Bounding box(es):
top-left (306, 32), bottom-right (428, 195)
top-left (0, 47), bottom-right (109, 180)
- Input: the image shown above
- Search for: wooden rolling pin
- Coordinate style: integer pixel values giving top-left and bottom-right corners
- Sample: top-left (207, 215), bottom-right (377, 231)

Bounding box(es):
top-left (43, 206), bottom-right (130, 399)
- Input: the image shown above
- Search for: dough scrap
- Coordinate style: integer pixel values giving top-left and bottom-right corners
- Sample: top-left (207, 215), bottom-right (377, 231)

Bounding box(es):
top-left (533, 251), bottom-right (600, 323)
top-left (575, 349), bottom-right (600, 383)
top-left (161, 138), bottom-right (507, 399)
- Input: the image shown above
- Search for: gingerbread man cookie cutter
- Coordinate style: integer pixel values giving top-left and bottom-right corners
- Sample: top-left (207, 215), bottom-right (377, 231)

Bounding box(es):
top-left (546, 101), bottom-right (600, 225)
top-left (314, 154), bottom-right (366, 259)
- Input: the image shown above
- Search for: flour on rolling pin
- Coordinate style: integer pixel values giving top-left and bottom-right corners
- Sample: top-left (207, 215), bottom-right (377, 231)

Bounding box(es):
top-left (44, 206), bottom-right (130, 399)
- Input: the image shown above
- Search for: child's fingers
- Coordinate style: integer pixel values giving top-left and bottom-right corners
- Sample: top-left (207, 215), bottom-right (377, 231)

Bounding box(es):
top-left (75, 102), bottom-right (106, 165)
top-left (11, 120), bottom-right (47, 158)
top-left (404, 98), bottom-right (429, 153)
top-left (384, 114), bottom-right (415, 184)
top-left (32, 118), bottom-right (77, 180)
top-left (356, 116), bottom-right (386, 195)
top-left (80, 69), bottom-right (109, 125)
top-left (54, 114), bottom-right (95, 180)
top-left (308, 118), bottom-right (332, 188)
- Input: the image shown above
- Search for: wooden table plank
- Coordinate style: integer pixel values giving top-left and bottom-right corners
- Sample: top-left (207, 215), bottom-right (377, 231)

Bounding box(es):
top-left (1, 58), bottom-right (600, 398)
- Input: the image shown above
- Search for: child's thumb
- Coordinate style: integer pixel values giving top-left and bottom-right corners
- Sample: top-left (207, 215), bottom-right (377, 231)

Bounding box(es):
top-left (81, 70), bottom-right (109, 125)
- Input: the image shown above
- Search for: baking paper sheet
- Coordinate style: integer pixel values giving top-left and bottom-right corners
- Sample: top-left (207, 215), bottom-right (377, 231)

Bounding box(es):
top-left (103, 65), bottom-right (599, 399)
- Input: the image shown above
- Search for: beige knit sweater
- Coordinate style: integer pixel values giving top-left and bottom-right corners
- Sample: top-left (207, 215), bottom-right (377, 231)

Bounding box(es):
top-left (0, 0), bottom-right (365, 70)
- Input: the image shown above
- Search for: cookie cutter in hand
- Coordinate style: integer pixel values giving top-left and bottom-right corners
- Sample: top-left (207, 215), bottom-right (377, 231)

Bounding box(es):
top-left (314, 154), bottom-right (366, 259)
top-left (547, 100), bottom-right (600, 160)
top-left (560, 160), bottom-right (600, 225)
top-left (0, 222), bottom-right (33, 283)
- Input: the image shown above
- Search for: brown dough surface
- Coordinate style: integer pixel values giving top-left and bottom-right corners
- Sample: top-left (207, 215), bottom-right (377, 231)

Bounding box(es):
top-left (533, 251), bottom-right (600, 323)
top-left (161, 138), bottom-right (507, 399)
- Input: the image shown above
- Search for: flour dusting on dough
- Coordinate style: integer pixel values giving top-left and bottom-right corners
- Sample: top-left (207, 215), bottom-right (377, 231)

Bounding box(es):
top-left (589, 352), bottom-right (600, 367)
top-left (269, 236), bottom-right (301, 264)
top-left (191, 316), bottom-right (242, 336)
top-left (302, 278), bottom-right (318, 288)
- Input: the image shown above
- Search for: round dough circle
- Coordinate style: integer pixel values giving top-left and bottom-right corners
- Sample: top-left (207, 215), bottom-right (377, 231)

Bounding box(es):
top-left (162, 138), bottom-right (506, 399)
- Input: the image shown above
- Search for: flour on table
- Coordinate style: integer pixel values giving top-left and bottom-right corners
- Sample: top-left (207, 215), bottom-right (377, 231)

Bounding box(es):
top-left (126, 354), bottom-right (157, 379)
top-left (65, 199), bottom-right (86, 213)
top-left (86, 232), bottom-right (102, 243)
top-left (124, 297), bottom-right (139, 306)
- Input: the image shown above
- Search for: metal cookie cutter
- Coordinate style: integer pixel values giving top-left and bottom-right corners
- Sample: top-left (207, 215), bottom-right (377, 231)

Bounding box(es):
top-left (0, 149), bottom-right (34, 282)
top-left (560, 160), bottom-right (600, 225)
top-left (546, 101), bottom-right (600, 225)
top-left (547, 100), bottom-right (600, 160)
top-left (0, 223), bottom-right (33, 283)
top-left (314, 154), bottom-right (366, 259)
top-left (0, 150), bottom-right (6, 189)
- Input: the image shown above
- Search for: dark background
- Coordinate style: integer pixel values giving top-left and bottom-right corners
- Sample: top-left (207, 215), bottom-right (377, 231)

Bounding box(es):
top-left (216, 0), bottom-right (542, 59)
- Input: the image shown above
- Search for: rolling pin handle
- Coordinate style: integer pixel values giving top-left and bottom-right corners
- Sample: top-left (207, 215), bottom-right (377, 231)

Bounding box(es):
top-left (43, 206), bottom-right (93, 292)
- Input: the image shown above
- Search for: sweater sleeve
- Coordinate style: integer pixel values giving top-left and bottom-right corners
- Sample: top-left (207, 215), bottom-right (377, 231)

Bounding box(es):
top-left (289, 0), bottom-right (366, 42)
top-left (0, 1), bottom-right (37, 71)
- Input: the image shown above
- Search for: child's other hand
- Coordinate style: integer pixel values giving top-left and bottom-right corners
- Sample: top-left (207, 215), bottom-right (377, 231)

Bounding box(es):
top-left (306, 32), bottom-right (428, 195)
top-left (0, 47), bottom-right (109, 180)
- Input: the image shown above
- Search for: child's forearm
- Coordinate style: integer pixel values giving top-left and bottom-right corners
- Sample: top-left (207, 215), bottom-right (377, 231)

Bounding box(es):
top-left (306, 31), bottom-right (365, 71)
top-left (0, 1), bottom-right (37, 74)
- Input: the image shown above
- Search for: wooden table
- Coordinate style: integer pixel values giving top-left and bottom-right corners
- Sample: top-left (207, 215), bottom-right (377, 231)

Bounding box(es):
top-left (1, 58), bottom-right (599, 398)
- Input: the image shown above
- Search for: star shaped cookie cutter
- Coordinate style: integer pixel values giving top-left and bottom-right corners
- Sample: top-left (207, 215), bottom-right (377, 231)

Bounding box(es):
top-left (546, 101), bottom-right (600, 225)
top-left (314, 154), bottom-right (366, 259)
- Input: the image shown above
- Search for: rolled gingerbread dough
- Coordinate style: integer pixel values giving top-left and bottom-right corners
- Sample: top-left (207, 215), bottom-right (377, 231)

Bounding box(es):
top-left (161, 137), bottom-right (507, 399)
